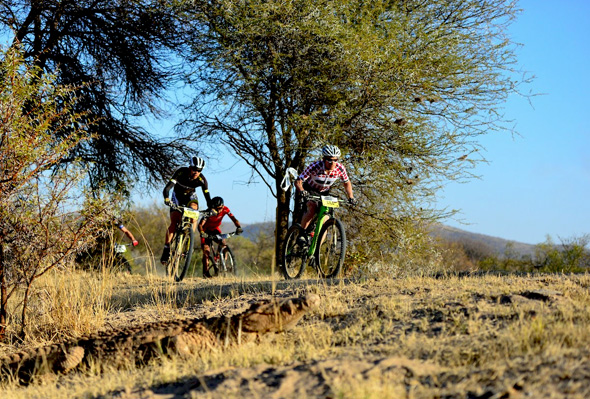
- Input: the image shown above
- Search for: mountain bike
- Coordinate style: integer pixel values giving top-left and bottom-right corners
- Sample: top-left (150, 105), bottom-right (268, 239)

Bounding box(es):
top-left (206, 231), bottom-right (238, 277)
top-left (112, 243), bottom-right (132, 273)
top-left (166, 204), bottom-right (213, 282)
top-left (281, 194), bottom-right (347, 279)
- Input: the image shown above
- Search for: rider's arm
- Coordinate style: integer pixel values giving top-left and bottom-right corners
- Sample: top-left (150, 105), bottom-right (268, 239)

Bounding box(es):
top-left (337, 164), bottom-right (354, 200)
top-left (199, 175), bottom-right (212, 208)
top-left (119, 224), bottom-right (139, 246)
top-left (197, 217), bottom-right (206, 235)
top-left (343, 180), bottom-right (354, 200)
top-left (294, 178), bottom-right (304, 192)
top-left (162, 173), bottom-right (179, 200)
top-left (227, 212), bottom-right (243, 234)
top-left (228, 213), bottom-right (241, 229)
top-left (296, 163), bottom-right (315, 193)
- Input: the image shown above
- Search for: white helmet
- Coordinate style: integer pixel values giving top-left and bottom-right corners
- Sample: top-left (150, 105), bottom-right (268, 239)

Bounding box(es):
top-left (190, 156), bottom-right (205, 171)
top-left (322, 144), bottom-right (341, 158)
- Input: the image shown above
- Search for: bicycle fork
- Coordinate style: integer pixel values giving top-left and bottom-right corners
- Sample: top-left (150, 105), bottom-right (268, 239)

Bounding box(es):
top-left (307, 206), bottom-right (332, 257)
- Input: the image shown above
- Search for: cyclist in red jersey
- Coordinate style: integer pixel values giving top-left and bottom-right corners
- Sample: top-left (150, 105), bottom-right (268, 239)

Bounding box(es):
top-left (294, 145), bottom-right (356, 241)
top-left (198, 196), bottom-right (243, 277)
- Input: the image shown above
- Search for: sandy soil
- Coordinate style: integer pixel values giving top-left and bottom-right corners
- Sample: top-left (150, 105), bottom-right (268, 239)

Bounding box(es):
top-left (3, 274), bottom-right (590, 399)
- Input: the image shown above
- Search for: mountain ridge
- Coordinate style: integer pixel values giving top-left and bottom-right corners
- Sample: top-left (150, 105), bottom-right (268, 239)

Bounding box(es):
top-left (226, 221), bottom-right (537, 258)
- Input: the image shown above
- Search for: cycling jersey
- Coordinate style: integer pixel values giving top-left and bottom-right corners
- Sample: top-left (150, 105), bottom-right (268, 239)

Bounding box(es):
top-left (298, 160), bottom-right (349, 193)
top-left (201, 206), bottom-right (233, 233)
top-left (162, 167), bottom-right (212, 208)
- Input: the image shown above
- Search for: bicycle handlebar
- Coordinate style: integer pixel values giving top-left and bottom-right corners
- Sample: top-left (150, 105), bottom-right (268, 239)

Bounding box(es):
top-left (168, 203), bottom-right (217, 218)
top-left (302, 194), bottom-right (348, 204)
top-left (214, 231), bottom-right (238, 240)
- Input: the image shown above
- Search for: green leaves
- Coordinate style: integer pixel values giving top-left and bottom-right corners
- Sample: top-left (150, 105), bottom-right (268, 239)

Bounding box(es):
top-left (182, 0), bottom-right (528, 261)
top-left (0, 46), bottom-right (113, 339)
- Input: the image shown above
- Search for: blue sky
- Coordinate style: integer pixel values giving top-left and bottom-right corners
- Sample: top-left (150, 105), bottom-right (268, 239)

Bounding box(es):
top-left (142, 1), bottom-right (590, 245)
top-left (437, 0), bottom-right (590, 244)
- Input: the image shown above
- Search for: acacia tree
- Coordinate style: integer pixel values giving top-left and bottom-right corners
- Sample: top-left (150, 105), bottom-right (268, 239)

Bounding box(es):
top-left (0, 0), bottom-right (192, 191)
top-left (0, 46), bottom-right (110, 340)
top-left (181, 0), bottom-right (528, 265)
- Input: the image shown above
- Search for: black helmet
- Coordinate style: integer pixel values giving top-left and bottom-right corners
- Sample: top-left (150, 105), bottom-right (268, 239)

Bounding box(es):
top-left (211, 196), bottom-right (224, 208)
top-left (190, 156), bottom-right (205, 171)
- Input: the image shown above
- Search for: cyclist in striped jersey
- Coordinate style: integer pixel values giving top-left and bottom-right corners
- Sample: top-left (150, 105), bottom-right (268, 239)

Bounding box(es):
top-left (294, 145), bottom-right (356, 241)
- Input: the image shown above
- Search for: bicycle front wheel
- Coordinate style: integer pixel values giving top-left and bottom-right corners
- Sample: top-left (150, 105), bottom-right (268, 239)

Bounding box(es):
top-left (221, 246), bottom-right (237, 276)
top-left (315, 218), bottom-right (346, 278)
top-left (280, 224), bottom-right (307, 279)
top-left (168, 229), bottom-right (194, 282)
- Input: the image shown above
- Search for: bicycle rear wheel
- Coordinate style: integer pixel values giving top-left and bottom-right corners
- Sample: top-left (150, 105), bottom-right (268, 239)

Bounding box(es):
top-left (114, 256), bottom-right (132, 273)
top-left (221, 246), bottom-right (236, 276)
top-left (281, 224), bottom-right (308, 279)
top-left (207, 251), bottom-right (219, 277)
top-left (167, 228), bottom-right (194, 281)
top-left (315, 218), bottom-right (346, 278)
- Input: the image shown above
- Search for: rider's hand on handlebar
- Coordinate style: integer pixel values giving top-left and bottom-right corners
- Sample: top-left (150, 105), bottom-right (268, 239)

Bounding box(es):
top-left (300, 190), bottom-right (309, 199)
top-left (235, 227), bottom-right (243, 235)
top-left (132, 240), bottom-right (139, 247)
top-left (347, 197), bottom-right (357, 206)
top-left (164, 198), bottom-right (171, 206)
top-left (200, 232), bottom-right (209, 238)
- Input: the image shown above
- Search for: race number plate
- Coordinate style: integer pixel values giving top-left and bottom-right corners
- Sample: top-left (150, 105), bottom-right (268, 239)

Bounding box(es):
top-left (183, 208), bottom-right (199, 219)
top-left (321, 196), bottom-right (340, 208)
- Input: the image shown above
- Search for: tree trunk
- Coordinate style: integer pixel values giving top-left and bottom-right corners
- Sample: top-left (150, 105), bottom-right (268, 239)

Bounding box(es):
top-left (20, 278), bottom-right (33, 339)
top-left (0, 244), bottom-right (7, 341)
top-left (274, 183), bottom-right (292, 271)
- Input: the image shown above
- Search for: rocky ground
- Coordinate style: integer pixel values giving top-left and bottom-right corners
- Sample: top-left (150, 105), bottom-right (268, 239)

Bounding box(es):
top-left (3, 273), bottom-right (590, 399)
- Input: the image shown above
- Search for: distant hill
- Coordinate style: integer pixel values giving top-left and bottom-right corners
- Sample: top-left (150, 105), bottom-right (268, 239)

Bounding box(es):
top-left (220, 221), bottom-right (274, 241)
top-left (430, 224), bottom-right (537, 258)
top-left (225, 220), bottom-right (537, 258)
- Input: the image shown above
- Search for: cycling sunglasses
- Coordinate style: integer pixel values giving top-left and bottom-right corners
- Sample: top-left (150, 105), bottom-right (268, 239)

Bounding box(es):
top-left (323, 157), bottom-right (338, 164)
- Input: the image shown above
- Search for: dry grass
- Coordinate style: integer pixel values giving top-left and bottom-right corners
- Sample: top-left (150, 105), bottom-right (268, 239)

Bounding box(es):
top-left (2, 270), bottom-right (590, 398)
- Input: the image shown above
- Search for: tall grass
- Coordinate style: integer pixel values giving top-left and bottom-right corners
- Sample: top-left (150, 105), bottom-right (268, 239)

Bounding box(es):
top-left (3, 272), bottom-right (590, 398)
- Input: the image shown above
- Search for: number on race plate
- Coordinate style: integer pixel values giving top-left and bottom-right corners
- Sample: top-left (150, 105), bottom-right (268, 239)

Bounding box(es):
top-left (183, 208), bottom-right (199, 219)
top-left (321, 196), bottom-right (340, 208)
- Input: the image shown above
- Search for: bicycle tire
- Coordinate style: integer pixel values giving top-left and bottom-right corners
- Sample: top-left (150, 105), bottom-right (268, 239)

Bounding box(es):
top-left (315, 218), bottom-right (346, 278)
top-left (176, 228), bottom-right (194, 281)
top-left (280, 224), bottom-right (308, 279)
top-left (166, 232), bottom-right (182, 277)
top-left (166, 233), bottom-right (181, 278)
top-left (114, 256), bottom-right (132, 273)
top-left (207, 251), bottom-right (219, 277)
top-left (220, 246), bottom-right (237, 276)
top-left (167, 228), bottom-right (194, 281)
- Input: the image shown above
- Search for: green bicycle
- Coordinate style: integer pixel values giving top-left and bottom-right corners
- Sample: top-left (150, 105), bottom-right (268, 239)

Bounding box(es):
top-left (281, 194), bottom-right (347, 279)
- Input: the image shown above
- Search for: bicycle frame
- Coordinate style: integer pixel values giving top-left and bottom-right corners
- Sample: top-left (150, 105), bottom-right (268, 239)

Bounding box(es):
top-left (175, 206), bottom-right (199, 232)
top-left (305, 195), bottom-right (341, 257)
top-left (208, 232), bottom-right (237, 275)
top-left (167, 204), bottom-right (208, 281)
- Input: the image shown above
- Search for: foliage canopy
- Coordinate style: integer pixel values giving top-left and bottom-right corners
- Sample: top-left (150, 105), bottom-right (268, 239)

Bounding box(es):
top-left (0, 46), bottom-right (111, 340)
top-left (180, 0), bottom-right (528, 260)
top-left (0, 0), bottom-right (193, 191)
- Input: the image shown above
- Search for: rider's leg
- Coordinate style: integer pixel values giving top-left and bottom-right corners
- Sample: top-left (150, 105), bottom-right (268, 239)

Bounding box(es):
top-left (161, 210), bottom-right (181, 263)
top-left (188, 200), bottom-right (199, 231)
top-left (300, 200), bottom-right (318, 231)
top-left (202, 242), bottom-right (212, 278)
top-left (165, 211), bottom-right (182, 245)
